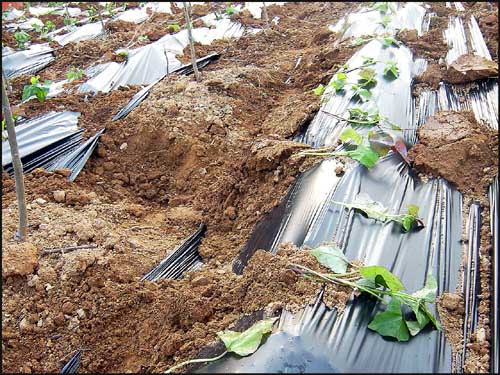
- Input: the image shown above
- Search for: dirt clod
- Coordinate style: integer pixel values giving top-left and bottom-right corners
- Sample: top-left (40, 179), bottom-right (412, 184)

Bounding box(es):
top-left (409, 111), bottom-right (498, 197)
top-left (2, 243), bottom-right (39, 278)
top-left (443, 54), bottom-right (498, 84)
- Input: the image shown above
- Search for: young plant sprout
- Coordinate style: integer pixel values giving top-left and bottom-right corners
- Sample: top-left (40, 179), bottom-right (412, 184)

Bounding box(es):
top-left (165, 318), bottom-right (277, 373)
top-left (225, 5), bottom-right (237, 16)
top-left (371, 2), bottom-right (395, 14)
top-left (313, 59), bottom-right (400, 103)
top-left (381, 36), bottom-right (400, 48)
top-left (332, 194), bottom-right (424, 232)
top-left (87, 5), bottom-right (98, 22)
top-left (22, 75), bottom-right (51, 103)
top-left (32, 20), bottom-right (56, 39)
top-left (291, 244), bottom-right (440, 341)
top-left (66, 67), bottom-right (84, 82)
top-left (168, 24), bottom-right (180, 33)
top-left (349, 34), bottom-right (400, 48)
top-left (378, 15), bottom-right (392, 28)
top-left (14, 31), bottom-right (30, 49)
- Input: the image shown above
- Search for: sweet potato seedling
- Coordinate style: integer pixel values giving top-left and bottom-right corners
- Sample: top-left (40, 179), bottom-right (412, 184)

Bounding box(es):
top-left (32, 20), bottom-right (56, 39)
top-left (291, 244), bottom-right (440, 341)
top-left (22, 75), bottom-right (51, 103)
top-left (332, 195), bottom-right (424, 232)
top-left (66, 67), bottom-right (84, 82)
top-left (14, 31), bottom-right (30, 49)
top-left (165, 318), bottom-right (277, 373)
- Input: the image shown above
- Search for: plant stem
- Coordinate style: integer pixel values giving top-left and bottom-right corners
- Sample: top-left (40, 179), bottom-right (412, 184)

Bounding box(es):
top-left (97, 4), bottom-right (106, 34)
top-left (290, 264), bottom-right (386, 303)
top-left (321, 111), bottom-right (378, 125)
top-left (165, 351), bottom-right (228, 373)
top-left (2, 69), bottom-right (12, 94)
top-left (2, 70), bottom-right (28, 241)
top-left (183, 2), bottom-right (201, 82)
top-left (341, 62), bottom-right (377, 74)
top-left (261, 2), bottom-right (269, 32)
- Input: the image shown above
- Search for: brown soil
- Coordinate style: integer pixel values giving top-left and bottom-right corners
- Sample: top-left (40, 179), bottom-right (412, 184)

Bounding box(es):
top-left (1, 197), bottom-right (351, 373)
top-left (443, 54), bottom-right (498, 84)
top-left (2, 2), bottom-right (358, 373)
top-left (3, 2), bottom-right (497, 374)
top-left (413, 62), bottom-right (446, 92)
top-left (398, 28), bottom-right (449, 63)
top-left (408, 111), bottom-right (498, 198)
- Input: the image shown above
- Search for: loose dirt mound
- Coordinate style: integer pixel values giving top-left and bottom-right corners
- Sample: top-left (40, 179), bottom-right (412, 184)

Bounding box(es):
top-left (409, 111), bottom-right (498, 197)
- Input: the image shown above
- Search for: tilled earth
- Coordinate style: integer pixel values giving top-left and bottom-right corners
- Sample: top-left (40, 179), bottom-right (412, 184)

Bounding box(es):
top-left (1, 1), bottom-right (498, 374)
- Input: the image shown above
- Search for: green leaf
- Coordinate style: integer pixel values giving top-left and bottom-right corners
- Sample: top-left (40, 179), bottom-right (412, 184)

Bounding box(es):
top-left (225, 5), bottom-right (237, 15)
top-left (168, 24), bottom-right (180, 32)
top-left (373, 2), bottom-right (390, 14)
top-left (348, 108), bottom-right (368, 120)
top-left (360, 265), bottom-right (404, 291)
top-left (336, 72), bottom-right (347, 81)
top-left (401, 216), bottom-right (414, 232)
top-left (368, 130), bottom-right (394, 156)
top-left (217, 318), bottom-right (277, 356)
top-left (405, 315), bottom-right (429, 336)
top-left (405, 298), bottom-right (429, 329)
top-left (382, 36), bottom-right (399, 48)
top-left (391, 124), bottom-right (402, 131)
top-left (346, 145), bottom-right (379, 168)
top-left (383, 61), bottom-right (400, 79)
top-left (412, 273), bottom-right (437, 303)
top-left (368, 297), bottom-right (410, 341)
top-left (30, 75), bottom-right (40, 85)
top-left (310, 245), bottom-right (349, 273)
top-left (358, 68), bottom-right (377, 84)
top-left (354, 88), bottom-right (372, 102)
top-left (339, 127), bottom-right (363, 145)
top-left (421, 304), bottom-right (441, 330)
top-left (329, 72), bottom-right (347, 92)
top-left (406, 205), bottom-right (419, 217)
top-left (362, 56), bottom-right (377, 66)
top-left (313, 84), bottom-right (325, 96)
top-left (352, 37), bottom-right (366, 46)
top-left (356, 276), bottom-right (377, 289)
top-left (378, 15), bottom-right (391, 28)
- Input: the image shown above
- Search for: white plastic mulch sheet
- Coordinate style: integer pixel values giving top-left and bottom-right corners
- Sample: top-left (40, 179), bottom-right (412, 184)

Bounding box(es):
top-left (2, 43), bottom-right (55, 79)
top-left (330, 2), bottom-right (428, 42)
top-left (53, 21), bottom-right (105, 46)
top-left (79, 16), bottom-right (245, 93)
top-left (116, 8), bottom-right (149, 24)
